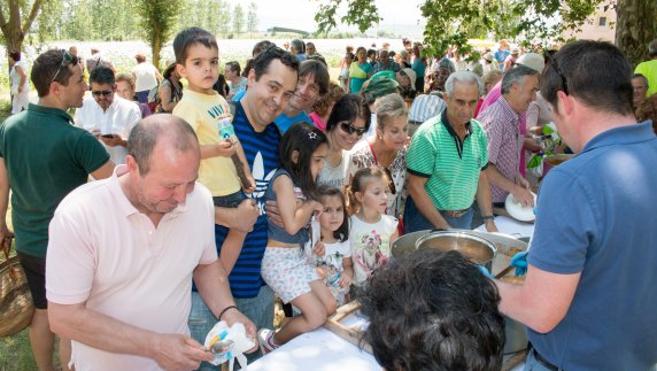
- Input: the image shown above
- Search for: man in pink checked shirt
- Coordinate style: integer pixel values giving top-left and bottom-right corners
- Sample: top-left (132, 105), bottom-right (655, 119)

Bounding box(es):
top-left (478, 65), bottom-right (539, 207)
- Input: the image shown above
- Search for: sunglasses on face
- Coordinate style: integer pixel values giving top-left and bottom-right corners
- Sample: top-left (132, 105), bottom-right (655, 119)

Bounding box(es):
top-left (92, 90), bottom-right (113, 97)
top-left (49, 49), bottom-right (78, 86)
top-left (339, 121), bottom-right (367, 136)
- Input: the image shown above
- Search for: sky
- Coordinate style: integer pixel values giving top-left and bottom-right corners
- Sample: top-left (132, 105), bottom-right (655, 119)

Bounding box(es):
top-left (228, 0), bottom-right (425, 35)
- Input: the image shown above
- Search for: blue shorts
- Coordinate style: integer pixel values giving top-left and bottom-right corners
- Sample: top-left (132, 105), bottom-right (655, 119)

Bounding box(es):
top-left (213, 191), bottom-right (245, 208)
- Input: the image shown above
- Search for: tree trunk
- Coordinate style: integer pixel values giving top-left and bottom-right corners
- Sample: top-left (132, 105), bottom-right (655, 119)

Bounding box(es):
top-left (0, 0), bottom-right (44, 66)
top-left (152, 31), bottom-right (162, 70)
top-left (615, 0), bottom-right (657, 67)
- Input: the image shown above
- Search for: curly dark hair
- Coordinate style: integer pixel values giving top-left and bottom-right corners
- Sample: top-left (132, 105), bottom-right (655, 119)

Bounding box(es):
top-left (360, 249), bottom-right (505, 371)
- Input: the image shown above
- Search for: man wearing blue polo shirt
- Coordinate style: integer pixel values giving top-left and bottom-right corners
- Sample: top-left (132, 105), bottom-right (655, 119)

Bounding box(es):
top-left (496, 40), bottom-right (657, 370)
top-left (405, 71), bottom-right (497, 232)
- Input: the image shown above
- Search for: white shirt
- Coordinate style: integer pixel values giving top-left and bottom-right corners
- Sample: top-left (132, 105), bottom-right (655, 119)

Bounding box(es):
top-left (349, 214), bottom-right (398, 285)
top-left (409, 94), bottom-right (446, 124)
top-left (75, 95), bottom-right (141, 164)
top-left (317, 151), bottom-right (350, 189)
top-left (132, 62), bottom-right (159, 92)
top-left (10, 60), bottom-right (28, 94)
top-left (9, 60), bottom-right (30, 114)
top-left (46, 165), bottom-right (217, 371)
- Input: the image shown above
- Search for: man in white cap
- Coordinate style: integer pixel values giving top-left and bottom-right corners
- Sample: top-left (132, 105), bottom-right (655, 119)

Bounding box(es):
top-left (478, 53), bottom-right (545, 159)
top-left (478, 65), bottom-right (539, 208)
top-left (470, 53), bottom-right (544, 226)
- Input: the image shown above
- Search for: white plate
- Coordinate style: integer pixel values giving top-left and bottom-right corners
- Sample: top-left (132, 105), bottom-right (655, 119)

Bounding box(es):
top-left (505, 192), bottom-right (536, 222)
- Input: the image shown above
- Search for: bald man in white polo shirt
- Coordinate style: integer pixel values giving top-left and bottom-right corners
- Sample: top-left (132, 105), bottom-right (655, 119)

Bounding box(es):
top-left (46, 114), bottom-right (255, 371)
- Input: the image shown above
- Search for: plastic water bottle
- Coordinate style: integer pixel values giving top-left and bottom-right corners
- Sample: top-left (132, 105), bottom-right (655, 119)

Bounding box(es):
top-left (217, 118), bottom-right (235, 141)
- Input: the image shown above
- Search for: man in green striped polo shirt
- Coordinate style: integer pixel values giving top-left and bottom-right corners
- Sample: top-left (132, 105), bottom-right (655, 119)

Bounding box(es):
top-left (404, 71), bottom-right (497, 232)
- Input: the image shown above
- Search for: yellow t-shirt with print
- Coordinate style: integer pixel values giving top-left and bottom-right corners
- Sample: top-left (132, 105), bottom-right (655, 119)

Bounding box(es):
top-left (173, 89), bottom-right (240, 197)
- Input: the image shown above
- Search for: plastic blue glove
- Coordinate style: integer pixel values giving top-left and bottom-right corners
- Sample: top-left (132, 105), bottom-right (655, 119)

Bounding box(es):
top-left (477, 264), bottom-right (493, 279)
top-left (511, 251), bottom-right (528, 276)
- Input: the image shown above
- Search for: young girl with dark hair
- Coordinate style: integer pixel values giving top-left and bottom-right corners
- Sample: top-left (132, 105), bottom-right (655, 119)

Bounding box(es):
top-left (310, 186), bottom-right (353, 306)
top-left (258, 123), bottom-right (336, 352)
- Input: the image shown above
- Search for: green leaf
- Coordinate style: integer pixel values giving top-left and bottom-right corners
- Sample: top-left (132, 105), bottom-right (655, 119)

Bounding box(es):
top-left (527, 154), bottom-right (543, 169)
top-left (542, 125), bottom-right (555, 135)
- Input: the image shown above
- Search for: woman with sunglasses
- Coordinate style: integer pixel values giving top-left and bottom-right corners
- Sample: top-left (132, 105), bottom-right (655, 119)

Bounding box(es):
top-left (317, 94), bottom-right (371, 189)
top-left (348, 93), bottom-right (409, 219)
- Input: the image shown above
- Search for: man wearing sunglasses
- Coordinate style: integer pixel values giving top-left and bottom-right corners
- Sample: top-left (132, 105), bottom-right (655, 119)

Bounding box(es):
top-left (75, 66), bottom-right (142, 164)
top-left (0, 49), bottom-right (114, 371)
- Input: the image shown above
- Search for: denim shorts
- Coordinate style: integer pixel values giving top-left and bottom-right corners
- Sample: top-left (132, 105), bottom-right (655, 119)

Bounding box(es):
top-left (188, 286), bottom-right (274, 370)
top-left (213, 191), bottom-right (246, 208)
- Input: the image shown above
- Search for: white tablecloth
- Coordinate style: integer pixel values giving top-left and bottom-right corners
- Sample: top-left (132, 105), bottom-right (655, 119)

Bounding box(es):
top-left (251, 216), bottom-right (532, 371)
top-left (249, 315), bottom-right (379, 370)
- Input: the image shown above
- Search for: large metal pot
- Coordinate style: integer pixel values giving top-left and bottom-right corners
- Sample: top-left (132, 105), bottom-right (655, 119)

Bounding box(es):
top-left (390, 229), bottom-right (430, 258)
top-left (390, 229), bottom-right (528, 354)
top-left (414, 230), bottom-right (497, 271)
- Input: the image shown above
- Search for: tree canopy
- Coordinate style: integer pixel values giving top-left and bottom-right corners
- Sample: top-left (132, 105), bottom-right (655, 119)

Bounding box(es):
top-left (314, 0), bottom-right (657, 65)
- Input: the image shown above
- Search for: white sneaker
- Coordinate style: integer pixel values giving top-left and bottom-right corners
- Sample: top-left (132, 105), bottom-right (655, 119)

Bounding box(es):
top-left (257, 328), bottom-right (278, 354)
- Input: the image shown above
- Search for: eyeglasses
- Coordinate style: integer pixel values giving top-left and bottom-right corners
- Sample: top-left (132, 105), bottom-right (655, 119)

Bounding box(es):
top-left (92, 90), bottom-right (113, 97)
top-left (339, 121), bottom-right (367, 136)
top-left (49, 49), bottom-right (78, 86)
top-left (547, 54), bottom-right (569, 95)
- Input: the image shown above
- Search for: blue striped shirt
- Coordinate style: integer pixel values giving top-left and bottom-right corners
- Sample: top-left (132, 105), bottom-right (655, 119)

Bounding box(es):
top-left (216, 101), bottom-right (280, 298)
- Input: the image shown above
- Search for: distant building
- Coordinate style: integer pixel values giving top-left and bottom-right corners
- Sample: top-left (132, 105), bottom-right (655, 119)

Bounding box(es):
top-left (564, 4), bottom-right (616, 42)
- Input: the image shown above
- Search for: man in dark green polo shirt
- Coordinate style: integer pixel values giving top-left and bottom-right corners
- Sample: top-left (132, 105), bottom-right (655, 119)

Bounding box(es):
top-left (404, 71), bottom-right (497, 232)
top-left (0, 49), bottom-right (113, 371)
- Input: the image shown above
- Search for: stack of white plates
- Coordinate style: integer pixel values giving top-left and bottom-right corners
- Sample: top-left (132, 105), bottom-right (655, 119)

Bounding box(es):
top-left (505, 192), bottom-right (537, 223)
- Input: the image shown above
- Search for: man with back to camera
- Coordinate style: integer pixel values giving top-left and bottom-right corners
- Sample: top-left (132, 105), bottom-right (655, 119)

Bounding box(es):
top-left (496, 40), bottom-right (657, 371)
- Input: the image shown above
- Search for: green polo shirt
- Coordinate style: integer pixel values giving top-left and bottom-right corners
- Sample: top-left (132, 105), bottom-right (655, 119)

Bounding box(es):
top-left (407, 110), bottom-right (488, 211)
top-left (0, 103), bottom-right (110, 257)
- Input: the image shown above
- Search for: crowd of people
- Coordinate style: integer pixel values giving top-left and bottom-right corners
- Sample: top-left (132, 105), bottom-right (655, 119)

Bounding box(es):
top-left (1, 27), bottom-right (657, 371)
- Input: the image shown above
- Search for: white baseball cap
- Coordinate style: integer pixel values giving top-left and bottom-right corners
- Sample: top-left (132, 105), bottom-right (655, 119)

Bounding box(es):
top-left (516, 53), bottom-right (545, 73)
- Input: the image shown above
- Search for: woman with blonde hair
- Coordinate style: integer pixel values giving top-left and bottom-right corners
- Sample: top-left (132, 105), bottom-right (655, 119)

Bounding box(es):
top-left (348, 93), bottom-right (409, 219)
